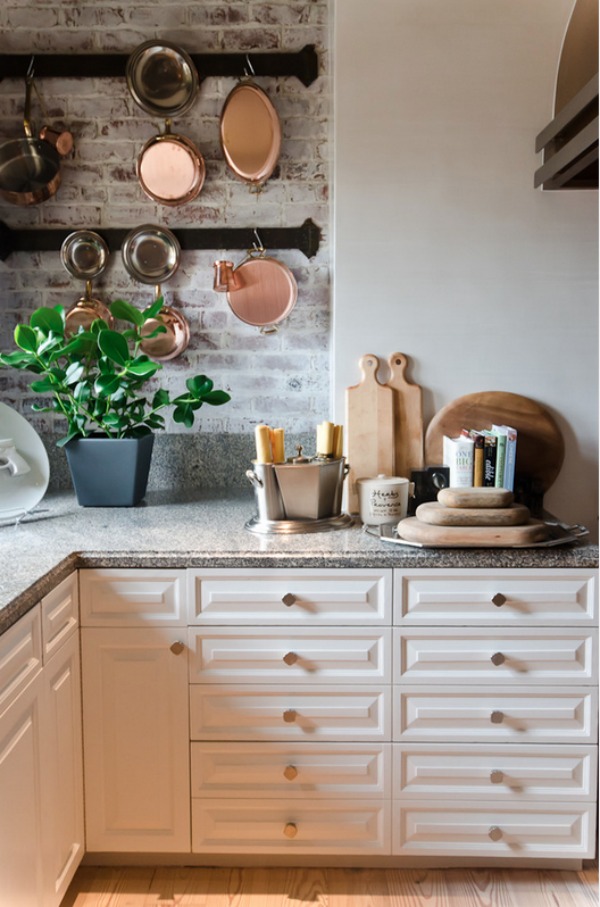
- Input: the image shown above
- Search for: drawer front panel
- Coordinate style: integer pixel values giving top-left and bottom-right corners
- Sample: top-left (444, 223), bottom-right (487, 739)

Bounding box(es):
top-left (80, 569), bottom-right (186, 626)
top-left (191, 742), bottom-right (391, 798)
top-left (394, 743), bottom-right (598, 801)
top-left (41, 573), bottom-right (79, 662)
top-left (190, 685), bottom-right (390, 742)
top-left (393, 686), bottom-right (597, 743)
top-left (394, 569), bottom-right (597, 625)
top-left (0, 606), bottom-right (42, 717)
top-left (189, 628), bottom-right (391, 684)
top-left (187, 568), bottom-right (391, 625)
top-left (393, 627), bottom-right (597, 685)
top-left (192, 798), bottom-right (391, 854)
top-left (393, 801), bottom-right (596, 858)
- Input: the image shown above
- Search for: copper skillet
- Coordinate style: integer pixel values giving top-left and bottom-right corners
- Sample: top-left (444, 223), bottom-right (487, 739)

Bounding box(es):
top-left (220, 78), bottom-right (281, 190)
top-left (214, 246), bottom-right (298, 334)
top-left (127, 41), bottom-right (205, 207)
top-left (60, 231), bottom-right (113, 333)
top-left (121, 225), bottom-right (190, 360)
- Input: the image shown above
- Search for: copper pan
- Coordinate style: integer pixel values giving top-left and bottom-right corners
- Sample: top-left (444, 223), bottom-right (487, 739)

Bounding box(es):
top-left (137, 119), bottom-right (205, 206)
top-left (214, 248), bottom-right (297, 334)
top-left (0, 71), bottom-right (61, 206)
top-left (220, 79), bottom-right (281, 189)
top-left (65, 281), bottom-right (114, 335)
top-left (139, 287), bottom-right (190, 361)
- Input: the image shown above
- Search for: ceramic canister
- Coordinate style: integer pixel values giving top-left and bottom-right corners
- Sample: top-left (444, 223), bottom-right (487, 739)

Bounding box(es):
top-left (356, 474), bottom-right (415, 526)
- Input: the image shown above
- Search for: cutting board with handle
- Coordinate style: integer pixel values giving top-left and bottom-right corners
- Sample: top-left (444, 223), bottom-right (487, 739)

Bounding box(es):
top-left (385, 352), bottom-right (424, 479)
top-left (345, 354), bottom-right (394, 513)
top-left (424, 391), bottom-right (565, 491)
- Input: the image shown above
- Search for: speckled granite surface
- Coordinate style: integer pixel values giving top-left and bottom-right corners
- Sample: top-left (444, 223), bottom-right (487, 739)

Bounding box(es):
top-left (0, 489), bottom-right (597, 635)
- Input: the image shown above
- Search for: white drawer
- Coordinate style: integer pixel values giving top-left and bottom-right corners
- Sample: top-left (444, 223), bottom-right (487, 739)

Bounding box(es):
top-left (188, 627), bottom-right (391, 684)
top-left (192, 798), bottom-right (391, 854)
top-left (393, 685), bottom-right (597, 743)
top-left (393, 627), bottom-right (597, 685)
top-left (191, 742), bottom-right (391, 798)
top-left (190, 684), bottom-right (390, 742)
top-left (0, 606), bottom-right (42, 717)
top-left (187, 568), bottom-right (391, 625)
top-left (393, 800), bottom-right (596, 859)
top-left (41, 573), bottom-right (78, 662)
top-left (394, 568), bottom-right (597, 626)
top-left (393, 743), bottom-right (598, 801)
top-left (79, 569), bottom-right (186, 626)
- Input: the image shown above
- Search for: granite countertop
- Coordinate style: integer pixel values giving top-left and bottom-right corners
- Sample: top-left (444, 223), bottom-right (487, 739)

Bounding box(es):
top-left (1, 489), bottom-right (597, 634)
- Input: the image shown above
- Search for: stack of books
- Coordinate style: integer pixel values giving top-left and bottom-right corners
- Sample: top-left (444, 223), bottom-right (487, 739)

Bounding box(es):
top-left (442, 425), bottom-right (517, 490)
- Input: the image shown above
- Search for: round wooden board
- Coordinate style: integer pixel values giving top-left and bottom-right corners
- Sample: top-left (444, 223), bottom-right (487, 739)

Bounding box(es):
top-left (424, 391), bottom-right (565, 492)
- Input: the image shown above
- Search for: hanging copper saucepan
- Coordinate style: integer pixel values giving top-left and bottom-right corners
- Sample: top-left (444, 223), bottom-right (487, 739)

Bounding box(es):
top-left (60, 230), bottom-right (113, 333)
top-left (121, 225), bottom-right (190, 361)
top-left (127, 41), bottom-right (205, 206)
top-left (220, 67), bottom-right (281, 190)
top-left (213, 241), bottom-right (297, 334)
top-left (0, 66), bottom-right (62, 206)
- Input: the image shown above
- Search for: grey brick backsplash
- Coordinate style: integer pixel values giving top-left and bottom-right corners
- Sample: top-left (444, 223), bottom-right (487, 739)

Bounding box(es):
top-left (0, 1), bottom-right (331, 441)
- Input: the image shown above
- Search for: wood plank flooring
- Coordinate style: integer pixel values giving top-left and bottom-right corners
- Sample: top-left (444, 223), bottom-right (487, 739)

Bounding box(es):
top-left (60, 864), bottom-right (598, 907)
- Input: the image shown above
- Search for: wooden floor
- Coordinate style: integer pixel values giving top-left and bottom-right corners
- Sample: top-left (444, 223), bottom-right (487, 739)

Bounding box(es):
top-left (60, 864), bottom-right (599, 907)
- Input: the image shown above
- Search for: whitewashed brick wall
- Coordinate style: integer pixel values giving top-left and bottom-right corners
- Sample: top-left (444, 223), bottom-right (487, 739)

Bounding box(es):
top-left (0, 0), bottom-right (331, 435)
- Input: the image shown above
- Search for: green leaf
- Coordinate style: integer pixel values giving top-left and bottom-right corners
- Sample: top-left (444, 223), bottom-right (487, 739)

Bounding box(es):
top-left (30, 377), bottom-right (59, 393)
top-left (14, 324), bottom-right (38, 353)
top-left (173, 403), bottom-right (194, 428)
top-left (94, 374), bottom-right (121, 397)
top-left (98, 330), bottom-right (130, 365)
top-left (186, 375), bottom-right (213, 397)
top-left (30, 307), bottom-right (64, 335)
top-left (109, 299), bottom-right (144, 327)
top-left (0, 350), bottom-right (35, 368)
top-left (152, 389), bottom-right (170, 409)
top-left (203, 390), bottom-right (231, 406)
top-left (65, 361), bottom-right (84, 385)
top-left (125, 359), bottom-right (160, 377)
top-left (142, 297), bottom-right (165, 321)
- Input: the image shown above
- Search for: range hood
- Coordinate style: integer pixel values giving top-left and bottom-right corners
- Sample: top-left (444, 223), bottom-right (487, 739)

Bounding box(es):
top-left (534, 0), bottom-right (598, 190)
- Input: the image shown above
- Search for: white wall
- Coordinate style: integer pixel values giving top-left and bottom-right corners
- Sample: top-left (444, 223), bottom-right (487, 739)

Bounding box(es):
top-left (333, 0), bottom-right (598, 539)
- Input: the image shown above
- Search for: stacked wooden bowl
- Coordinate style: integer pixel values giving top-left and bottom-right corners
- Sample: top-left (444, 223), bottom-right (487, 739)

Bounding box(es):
top-left (396, 487), bottom-right (549, 547)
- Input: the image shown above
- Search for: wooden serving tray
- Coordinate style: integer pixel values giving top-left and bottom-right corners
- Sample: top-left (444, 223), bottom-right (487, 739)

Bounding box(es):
top-left (396, 517), bottom-right (548, 547)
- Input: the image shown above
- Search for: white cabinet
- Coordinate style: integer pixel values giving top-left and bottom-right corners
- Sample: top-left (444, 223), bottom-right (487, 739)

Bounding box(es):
top-left (392, 568), bottom-right (598, 860)
top-left (187, 568), bottom-right (393, 856)
top-left (80, 569), bottom-right (190, 853)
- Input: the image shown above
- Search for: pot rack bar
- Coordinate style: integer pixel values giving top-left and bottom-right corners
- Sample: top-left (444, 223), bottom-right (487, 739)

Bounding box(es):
top-left (0, 44), bottom-right (319, 87)
top-left (0, 218), bottom-right (322, 262)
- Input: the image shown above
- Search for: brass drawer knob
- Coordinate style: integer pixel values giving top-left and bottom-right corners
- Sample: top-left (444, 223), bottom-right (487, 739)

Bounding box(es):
top-left (488, 825), bottom-right (503, 841)
top-left (283, 709), bottom-right (297, 723)
top-left (170, 641), bottom-right (185, 655)
top-left (490, 710), bottom-right (504, 724)
top-left (283, 822), bottom-right (298, 839)
top-left (492, 593), bottom-right (507, 607)
top-left (283, 651), bottom-right (298, 666)
top-left (489, 770), bottom-right (504, 784)
top-left (282, 593), bottom-right (296, 607)
top-left (283, 764), bottom-right (298, 781)
top-left (490, 652), bottom-right (506, 666)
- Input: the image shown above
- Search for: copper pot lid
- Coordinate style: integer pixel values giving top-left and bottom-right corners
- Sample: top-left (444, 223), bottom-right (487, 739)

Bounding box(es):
top-left (121, 224), bottom-right (181, 285)
top-left (220, 81), bottom-right (281, 187)
top-left (139, 303), bottom-right (190, 361)
top-left (126, 41), bottom-right (200, 118)
top-left (226, 255), bottom-right (297, 332)
top-left (137, 127), bottom-right (205, 206)
top-left (60, 230), bottom-right (109, 280)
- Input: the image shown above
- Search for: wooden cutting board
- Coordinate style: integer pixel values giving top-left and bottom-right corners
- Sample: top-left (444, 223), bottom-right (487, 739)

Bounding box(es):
top-left (415, 501), bottom-right (531, 526)
top-left (424, 391), bottom-right (565, 491)
top-left (345, 354), bottom-right (394, 513)
top-left (396, 516), bottom-right (549, 547)
top-left (385, 352), bottom-right (424, 478)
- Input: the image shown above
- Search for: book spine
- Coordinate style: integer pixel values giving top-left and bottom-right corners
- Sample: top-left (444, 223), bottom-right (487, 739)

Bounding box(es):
top-left (443, 435), bottom-right (474, 487)
top-left (481, 432), bottom-right (497, 486)
top-left (470, 432), bottom-right (485, 486)
top-left (502, 426), bottom-right (517, 491)
top-left (492, 429), bottom-right (507, 488)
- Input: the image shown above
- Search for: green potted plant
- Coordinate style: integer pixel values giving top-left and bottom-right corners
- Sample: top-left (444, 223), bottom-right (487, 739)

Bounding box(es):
top-left (0, 298), bottom-right (231, 506)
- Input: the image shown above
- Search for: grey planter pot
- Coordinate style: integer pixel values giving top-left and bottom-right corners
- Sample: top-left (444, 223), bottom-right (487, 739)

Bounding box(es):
top-left (65, 434), bottom-right (154, 507)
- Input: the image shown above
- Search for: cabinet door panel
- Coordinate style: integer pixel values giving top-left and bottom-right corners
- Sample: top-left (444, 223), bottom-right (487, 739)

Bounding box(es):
top-left (81, 627), bottom-right (190, 851)
top-left (393, 801), bottom-right (595, 858)
top-left (190, 684), bottom-right (390, 742)
top-left (394, 569), bottom-right (597, 625)
top-left (393, 686), bottom-right (597, 743)
top-left (394, 743), bottom-right (598, 801)
top-left (393, 627), bottom-right (597, 684)
top-left (192, 798), bottom-right (391, 854)
top-left (187, 568), bottom-right (391, 625)
top-left (189, 627), bottom-right (391, 684)
top-left (0, 605), bottom-right (42, 718)
top-left (80, 569), bottom-right (186, 626)
top-left (41, 572), bottom-right (78, 662)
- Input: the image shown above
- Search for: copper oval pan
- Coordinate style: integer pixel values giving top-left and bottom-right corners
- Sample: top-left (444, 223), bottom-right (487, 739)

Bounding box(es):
top-left (226, 256), bottom-right (297, 332)
top-left (220, 82), bottom-right (281, 187)
top-left (137, 126), bottom-right (205, 206)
